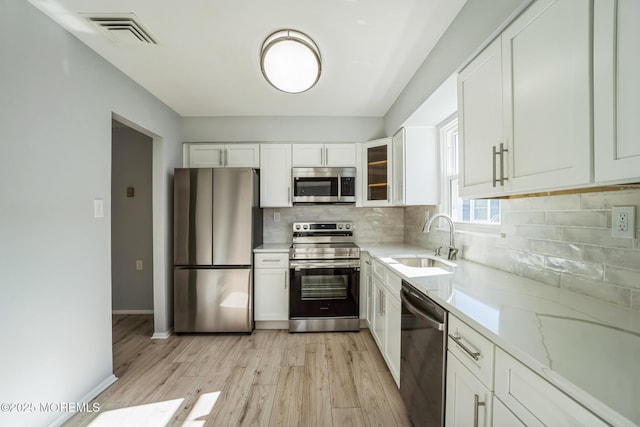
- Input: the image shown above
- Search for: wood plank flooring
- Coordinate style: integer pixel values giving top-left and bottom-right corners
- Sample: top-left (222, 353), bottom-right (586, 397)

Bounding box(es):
top-left (64, 315), bottom-right (411, 427)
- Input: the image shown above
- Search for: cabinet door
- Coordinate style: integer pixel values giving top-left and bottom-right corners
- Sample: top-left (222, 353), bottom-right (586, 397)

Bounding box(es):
top-left (502, 0), bottom-right (591, 193)
top-left (371, 276), bottom-right (386, 349)
top-left (325, 143), bottom-right (357, 167)
top-left (292, 143), bottom-right (324, 167)
top-left (493, 397), bottom-right (525, 427)
top-left (260, 144), bottom-right (292, 207)
top-left (225, 144), bottom-right (260, 168)
top-left (446, 353), bottom-right (493, 427)
top-left (384, 293), bottom-right (401, 387)
top-left (391, 128), bottom-right (405, 206)
top-left (594, 0), bottom-right (640, 183)
top-left (494, 348), bottom-right (607, 427)
top-left (458, 38), bottom-right (504, 198)
top-left (363, 138), bottom-right (392, 206)
top-left (188, 144), bottom-right (224, 167)
top-left (254, 268), bottom-right (289, 321)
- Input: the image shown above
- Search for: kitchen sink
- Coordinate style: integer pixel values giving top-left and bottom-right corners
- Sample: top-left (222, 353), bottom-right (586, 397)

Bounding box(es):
top-left (391, 256), bottom-right (456, 271)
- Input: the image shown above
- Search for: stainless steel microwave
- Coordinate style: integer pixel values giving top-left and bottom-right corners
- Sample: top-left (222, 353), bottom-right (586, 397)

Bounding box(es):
top-left (292, 167), bottom-right (356, 204)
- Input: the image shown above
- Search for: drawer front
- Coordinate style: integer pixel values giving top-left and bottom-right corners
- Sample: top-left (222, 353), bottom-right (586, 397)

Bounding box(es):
top-left (384, 268), bottom-right (401, 299)
top-left (254, 253), bottom-right (289, 269)
top-left (372, 259), bottom-right (386, 281)
top-left (494, 348), bottom-right (608, 427)
top-left (448, 315), bottom-right (495, 390)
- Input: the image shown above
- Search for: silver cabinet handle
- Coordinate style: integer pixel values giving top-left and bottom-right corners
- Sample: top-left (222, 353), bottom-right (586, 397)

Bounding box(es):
top-left (224, 148), bottom-right (227, 166)
top-left (449, 333), bottom-right (480, 361)
top-left (284, 270), bottom-right (288, 289)
top-left (261, 259), bottom-right (281, 263)
top-left (473, 394), bottom-right (486, 427)
top-left (287, 187), bottom-right (291, 204)
top-left (492, 143), bottom-right (509, 187)
top-left (325, 147), bottom-right (328, 165)
top-left (387, 184), bottom-right (390, 203)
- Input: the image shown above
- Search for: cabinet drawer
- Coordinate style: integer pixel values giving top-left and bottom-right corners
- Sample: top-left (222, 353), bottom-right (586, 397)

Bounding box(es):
top-left (448, 315), bottom-right (495, 389)
top-left (254, 253), bottom-right (289, 269)
top-left (494, 348), bottom-right (607, 427)
top-left (372, 259), bottom-right (386, 281)
top-left (384, 268), bottom-right (401, 299)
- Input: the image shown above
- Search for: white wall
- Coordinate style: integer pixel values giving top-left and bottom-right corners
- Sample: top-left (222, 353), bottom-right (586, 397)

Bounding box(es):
top-left (384, 0), bottom-right (530, 134)
top-left (0, 1), bottom-right (181, 426)
top-left (111, 124), bottom-right (154, 312)
top-left (182, 115), bottom-right (385, 143)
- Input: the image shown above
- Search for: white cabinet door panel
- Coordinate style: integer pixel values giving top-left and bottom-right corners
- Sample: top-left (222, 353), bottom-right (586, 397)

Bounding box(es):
top-left (502, 0), bottom-right (591, 192)
top-left (260, 144), bottom-right (292, 207)
top-left (292, 144), bottom-right (324, 167)
top-left (446, 353), bottom-right (493, 427)
top-left (594, 0), bottom-right (640, 182)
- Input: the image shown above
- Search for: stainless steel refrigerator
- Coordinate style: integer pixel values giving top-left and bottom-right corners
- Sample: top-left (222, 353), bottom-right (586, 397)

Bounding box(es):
top-left (173, 168), bottom-right (262, 333)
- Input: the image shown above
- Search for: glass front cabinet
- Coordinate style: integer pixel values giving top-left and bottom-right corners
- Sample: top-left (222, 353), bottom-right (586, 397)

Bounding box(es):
top-left (363, 138), bottom-right (392, 206)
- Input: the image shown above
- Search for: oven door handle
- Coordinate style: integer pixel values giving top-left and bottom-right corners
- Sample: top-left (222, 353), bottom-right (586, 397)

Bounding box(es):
top-left (290, 260), bottom-right (360, 270)
top-left (401, 291), bottom-right (446, 331)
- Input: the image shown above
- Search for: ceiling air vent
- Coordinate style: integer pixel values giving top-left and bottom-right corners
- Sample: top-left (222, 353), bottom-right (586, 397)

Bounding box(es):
top-left (83, 13), bottom-right (158, 45)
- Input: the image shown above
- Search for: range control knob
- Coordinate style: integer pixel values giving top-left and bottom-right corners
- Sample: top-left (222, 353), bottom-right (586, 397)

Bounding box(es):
top-left (338, 224), bottom-right (343, 229)
top-left (345, 224), bottom-right (351, 230)
top-left (303, 224), bottom-right (309, 230)
top-left (295, 224), bottom-right (301, 230)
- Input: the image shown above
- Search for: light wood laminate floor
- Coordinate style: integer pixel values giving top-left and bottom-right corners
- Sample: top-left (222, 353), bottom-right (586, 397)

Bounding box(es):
top-left (64, 315), bottom-right (411, 426)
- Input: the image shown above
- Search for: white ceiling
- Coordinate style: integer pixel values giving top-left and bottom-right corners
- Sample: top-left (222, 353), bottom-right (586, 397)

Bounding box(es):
top-left (28, 0), bottom-right (466, 117)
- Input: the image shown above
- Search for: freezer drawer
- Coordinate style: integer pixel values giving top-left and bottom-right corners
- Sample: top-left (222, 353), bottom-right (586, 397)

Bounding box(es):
top-left (174, 268), bottom-right (253, 333)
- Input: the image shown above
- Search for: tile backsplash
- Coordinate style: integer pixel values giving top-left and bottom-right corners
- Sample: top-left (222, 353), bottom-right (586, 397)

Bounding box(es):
top-left (404, 189), bottom-right (640, 311)
top-left (263, 206), bottom-right (404, 244)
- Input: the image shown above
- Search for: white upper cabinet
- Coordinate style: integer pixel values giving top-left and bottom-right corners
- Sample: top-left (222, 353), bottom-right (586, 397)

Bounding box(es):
top-left (594, 0), bottom-right (640, 183)
top-left (458, 0), bottom-right (591, 198)
top-left (292, 143), bottom-right (356, 167)
top-left (260, 144), bottom-right (292, 207)
top-left (187, 143), bottom-right (260, 168)
top-left (502, 0), bottom-right (591, 194)
top-left (392, 127), bottom-right (440, 206)
top-left (458, 37), bottom-right (504, 198)
top-left (362, 138), bottom-right (393, 206)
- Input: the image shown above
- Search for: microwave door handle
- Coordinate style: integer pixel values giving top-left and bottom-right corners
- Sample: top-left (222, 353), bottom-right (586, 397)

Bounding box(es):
top-left (338, 173), bottom-right (342, 201)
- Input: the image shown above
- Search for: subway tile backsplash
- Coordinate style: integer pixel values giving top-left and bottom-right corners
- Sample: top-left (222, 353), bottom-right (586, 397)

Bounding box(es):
top-left (404, 189), bottom-right (640, 311)
top-left (263, 206), bottom-right (404, 244)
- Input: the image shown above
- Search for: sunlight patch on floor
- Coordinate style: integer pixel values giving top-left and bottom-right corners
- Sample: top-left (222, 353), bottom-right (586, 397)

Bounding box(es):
top-left (87, 399), bottom-right (183, 426)
top-left (181, 391), bottom-right (221, 426)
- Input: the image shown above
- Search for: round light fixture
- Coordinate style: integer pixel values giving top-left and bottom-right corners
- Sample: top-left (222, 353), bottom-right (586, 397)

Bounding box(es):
top-left (260, 29), bottom-right (321, 94)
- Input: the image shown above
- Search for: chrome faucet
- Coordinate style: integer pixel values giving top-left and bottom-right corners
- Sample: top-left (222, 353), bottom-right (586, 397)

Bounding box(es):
top-left (423, 213), bottom-right (458, 260)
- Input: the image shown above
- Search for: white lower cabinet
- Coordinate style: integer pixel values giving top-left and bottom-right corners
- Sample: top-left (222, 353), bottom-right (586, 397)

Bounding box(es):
top-left (494, 348), bottom-right (607, 427)
top-left (446, 353), bottom-right (493, 427)
top-left (254, 253), bottom-right (289, 322)
top-left (369, 259), bottom-right (401, 387)
top-left (360, 252), bottom-right (372, 323)
top-left (492, 397), bottom-right (525, 427)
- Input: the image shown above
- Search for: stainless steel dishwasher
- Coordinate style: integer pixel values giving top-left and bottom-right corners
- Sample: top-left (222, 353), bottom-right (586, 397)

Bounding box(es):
top-left (400, 280), bottom-right (448, 427)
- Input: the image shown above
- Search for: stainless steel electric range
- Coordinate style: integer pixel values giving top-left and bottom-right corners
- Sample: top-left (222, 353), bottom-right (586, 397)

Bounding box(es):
top-left (289, 221), bottom-right (360, 332)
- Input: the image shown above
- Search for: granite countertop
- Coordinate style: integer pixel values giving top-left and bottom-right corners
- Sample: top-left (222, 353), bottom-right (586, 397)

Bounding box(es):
top-left (358, 243), bottom-right (640, 427)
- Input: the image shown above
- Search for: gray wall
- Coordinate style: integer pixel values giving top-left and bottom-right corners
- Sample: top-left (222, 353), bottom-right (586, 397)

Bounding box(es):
top-left (182, 115), bottom-right (386, 143)
top-left (0, 1), bottom-right (181, 426)
top-left (384, 0), bottom-right (529, 134)
top-left (404, 189), bottom-right (640, 311)
top-left (112, 124), bottom-right (154, 312)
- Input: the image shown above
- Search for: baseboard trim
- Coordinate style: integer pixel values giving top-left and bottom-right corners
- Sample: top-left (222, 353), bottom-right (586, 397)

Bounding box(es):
top-left (152, 328), bottom-right (173, 339)
top-left (48, 374), bottom-right (117, 427)
top-left (112, 310), bottom-right (154, 314)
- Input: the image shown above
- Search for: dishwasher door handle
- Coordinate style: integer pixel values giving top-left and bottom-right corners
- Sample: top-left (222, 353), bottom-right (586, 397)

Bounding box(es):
top-left (401, 291), bottom-right (445, 331)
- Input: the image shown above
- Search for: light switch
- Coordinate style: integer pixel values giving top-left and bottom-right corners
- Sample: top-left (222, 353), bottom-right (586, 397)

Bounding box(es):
top-left (94, 198), bottom-right (104, 218)
top-left (136, 260), bottom-right (143, 270)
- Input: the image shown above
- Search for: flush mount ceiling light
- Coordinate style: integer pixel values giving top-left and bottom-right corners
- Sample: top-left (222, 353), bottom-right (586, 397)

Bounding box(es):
top-left (260, 29), bottom-right (321, 94)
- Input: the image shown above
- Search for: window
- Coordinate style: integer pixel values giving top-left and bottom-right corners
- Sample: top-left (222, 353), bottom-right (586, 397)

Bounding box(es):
top-left (440, 116), bottom-right (501, 225)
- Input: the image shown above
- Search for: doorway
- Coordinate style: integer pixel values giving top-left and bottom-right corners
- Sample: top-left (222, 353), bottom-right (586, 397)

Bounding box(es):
top-left (111, 119), bottom-right (154, 313)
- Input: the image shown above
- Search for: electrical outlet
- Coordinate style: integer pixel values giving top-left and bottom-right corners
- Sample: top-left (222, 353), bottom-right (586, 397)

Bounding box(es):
top-left (273, 212), bottom-right (280, 222)
top-left (136, 260), bottom-right (143, 270)
top-left (612, 206), bottom-right (635, 238)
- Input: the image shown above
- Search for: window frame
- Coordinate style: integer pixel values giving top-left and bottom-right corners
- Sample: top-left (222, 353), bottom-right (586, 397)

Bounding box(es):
top-left (438, 115), bottom-right (502, 235)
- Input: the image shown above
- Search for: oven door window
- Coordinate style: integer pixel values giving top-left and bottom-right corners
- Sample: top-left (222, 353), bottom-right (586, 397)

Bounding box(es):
top-left (294, 177), bottom-right (337, 197)
top-left (290, 267), bottom-right (359, 318)
top-left (301, 274), bottom-right (348, 300)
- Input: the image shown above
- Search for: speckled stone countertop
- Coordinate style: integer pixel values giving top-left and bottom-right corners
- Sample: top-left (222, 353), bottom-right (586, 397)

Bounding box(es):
top-left (359, 244), bottom-right (640, 427)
